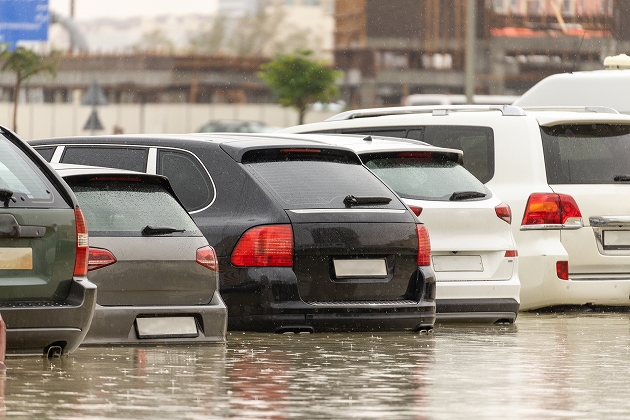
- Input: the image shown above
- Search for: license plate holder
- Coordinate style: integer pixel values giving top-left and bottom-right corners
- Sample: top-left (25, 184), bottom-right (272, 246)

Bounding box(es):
top-left (333, 258), bottom-right (387, 278)
top-left (603, 230), bottom-right (630, 249)
top-left (0, 248), bottom-right (32, 269)
top-left (432, 255), bottom-right (483, 272)
top-left (135, 316), bottom-right (199, 339)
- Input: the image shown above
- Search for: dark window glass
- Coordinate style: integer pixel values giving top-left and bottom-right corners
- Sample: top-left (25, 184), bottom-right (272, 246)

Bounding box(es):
top-left (158, 150), bottom-right (214, 212)
top-left (407, 129), bottom-right (423, 141)
top-left (0, 136), bottom-right (65, 208)
top-left (70, 181), bottom-right (200, 237)
top-left (35, 147), bottom-right (55, 162)
top-left (62, 147), bottom-right (148, 172)
top-left (363, 155), bottom-right (488, 201)
top-left (423, 126), bottom-right (495, 183)
top-left (541, 124), bottom-right (630, 184)
top-left (247, 160), bottom-right (403, 209)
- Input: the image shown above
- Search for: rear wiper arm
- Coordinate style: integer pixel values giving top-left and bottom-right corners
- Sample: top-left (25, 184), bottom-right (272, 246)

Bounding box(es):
top-left (614, 175), bottom-right (630, 182)
top-left (344, 195), bottom-right (392, 206)
top-left (449, 191), bottom-right (487, 201)
top-left (141, 225), bottom-right (185, 235)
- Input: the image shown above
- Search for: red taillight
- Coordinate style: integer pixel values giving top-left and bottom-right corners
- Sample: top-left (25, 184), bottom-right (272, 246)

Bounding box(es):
top-left (556, 261), bottom-right (569, 280)
top-left (231, 225), bottom-right (293, 267)
top-left (408, 205), bottom-right (423, 216)
top-left (88, 247), bottom-right (117, 271)
top-left (504, 250), bottom-right (518, 258)
top-left (522, 193), bottom-right (582, 226)
top-left (73, 208), bottom-right (89, 276)
top-left (495, 203), bottom-right (512, 224)
top-left (416, 224), bottom-right (431, 266)
top-left (197, 245), bottom-right (219, 272)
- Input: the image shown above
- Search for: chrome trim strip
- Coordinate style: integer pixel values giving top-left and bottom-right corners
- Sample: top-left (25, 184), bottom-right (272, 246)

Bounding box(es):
top-left (289, 209), bottom-right (407, 214)
top-left (50, 146), bottom-right (65, 164)
top-left (520, 224), bottom-right (582, 231)
top-left (590, 216), bottom-right (630, 227)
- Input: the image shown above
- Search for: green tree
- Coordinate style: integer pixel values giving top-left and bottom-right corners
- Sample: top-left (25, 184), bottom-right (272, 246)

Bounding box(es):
top-left (0, 46), bottom-right (58, 132)
top-left (258, 50), bottom-right (340, 124)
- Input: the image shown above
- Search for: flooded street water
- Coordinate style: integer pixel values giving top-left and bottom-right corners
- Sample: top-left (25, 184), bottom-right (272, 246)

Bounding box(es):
top-left (3, 311), bottom-right (630, 419)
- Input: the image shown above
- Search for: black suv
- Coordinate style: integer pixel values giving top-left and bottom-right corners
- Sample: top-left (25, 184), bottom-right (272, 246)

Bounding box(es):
top-left (32, 134), bottom-right (436, 333)
top-left (0, 127), bottom-right (96, 356)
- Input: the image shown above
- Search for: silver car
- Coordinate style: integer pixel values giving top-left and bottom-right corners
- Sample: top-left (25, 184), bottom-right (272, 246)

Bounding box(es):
top-left (52, 164), bottom-right (227, 345)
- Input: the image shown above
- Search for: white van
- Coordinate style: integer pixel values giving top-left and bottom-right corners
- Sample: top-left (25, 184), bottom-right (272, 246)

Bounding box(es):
top-left (514, 54), bottom-right (630, 114)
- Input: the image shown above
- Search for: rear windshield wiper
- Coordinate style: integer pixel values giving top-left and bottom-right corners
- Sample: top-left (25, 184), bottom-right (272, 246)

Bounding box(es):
top-left (614, 175), bottom-right (630, 182)
top-left (344, 195), bottom-right (392, 206)
top-left (449, 191), bottom-right (487, 201)
top-left (141, 225), bottom-right (185, 235)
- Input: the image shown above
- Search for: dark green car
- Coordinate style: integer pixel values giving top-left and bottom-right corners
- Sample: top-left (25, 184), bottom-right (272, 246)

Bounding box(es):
top-left (0, 127), bottom-right (96, 356)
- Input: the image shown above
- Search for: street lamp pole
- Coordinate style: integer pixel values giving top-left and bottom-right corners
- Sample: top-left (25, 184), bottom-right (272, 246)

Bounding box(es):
top-left (465, 0), bottom-right (476, 104)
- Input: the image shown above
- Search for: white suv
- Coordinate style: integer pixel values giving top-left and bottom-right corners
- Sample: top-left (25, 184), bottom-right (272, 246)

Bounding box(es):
top-left (279, 105), bottom-right (630, 310)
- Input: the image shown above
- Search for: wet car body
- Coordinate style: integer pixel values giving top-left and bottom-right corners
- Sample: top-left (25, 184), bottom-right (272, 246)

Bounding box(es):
top-left (0, 127), bottom-right (97, 356)
top-left (32, 134), bottom-right (437, 333)
top-left (53, 164), bottom-right (227, 345)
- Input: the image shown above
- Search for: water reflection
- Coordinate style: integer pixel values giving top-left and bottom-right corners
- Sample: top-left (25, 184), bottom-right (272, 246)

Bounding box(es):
top-left (2, 314), bottom-right (630, 419)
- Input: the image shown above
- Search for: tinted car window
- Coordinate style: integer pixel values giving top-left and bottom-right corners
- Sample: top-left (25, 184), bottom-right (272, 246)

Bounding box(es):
top-left (423, 126), bottom-right (495, 184)
top-left (247, 159), bottom-right (402, 209)
top-left (35, 146), bottom-right (55, 162)
top-left (62, 147), bottom-right (148, 172)
top-left (362, 154), bottom-right (488, 201)
top-left (0, 138), bottom-right (64, 207)
top-left (541, 124), bottom-right (630, 184)
top-left (70, 180), bottom-right (200, 237)
top-left (158, 150), bottom-right (214, 212)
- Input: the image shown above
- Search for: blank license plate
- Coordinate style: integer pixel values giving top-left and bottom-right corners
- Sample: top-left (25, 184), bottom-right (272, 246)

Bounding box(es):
top-left (603, 230), bottom-right (630, 248)
top-left (333, 259), bottom-right (387, 278)
top-left (432, 255), bottom-right (483, 272)
top-left (0, 248), bottom-right (32, 269)
top-left (135, 316), bottom-right (198, 339)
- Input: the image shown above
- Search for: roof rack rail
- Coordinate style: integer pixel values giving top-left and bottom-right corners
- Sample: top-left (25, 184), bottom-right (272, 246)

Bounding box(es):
top-left (325, 105), bottom-right (526, 121)
top-left (519, 106), bottom-right (620, 114)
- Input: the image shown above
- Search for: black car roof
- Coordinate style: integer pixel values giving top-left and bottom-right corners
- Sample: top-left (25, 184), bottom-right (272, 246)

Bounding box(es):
top-left (29, 133), bottom-right (365, 164)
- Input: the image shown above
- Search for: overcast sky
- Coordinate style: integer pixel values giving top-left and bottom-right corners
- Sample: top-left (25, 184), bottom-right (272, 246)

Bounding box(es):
top-left (49, 0), bottom-right (218, 20)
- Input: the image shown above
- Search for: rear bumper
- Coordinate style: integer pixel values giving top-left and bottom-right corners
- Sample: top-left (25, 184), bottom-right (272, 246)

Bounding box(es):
top-left (436, 298), bottom-right (520, 323)
top-left (229, 303), bottom-right (436, 333)
top-left (225, 265), bottom-right (436, 332)
top-left (82, 291), bottom-right (227, 345)
top-left (2, 278), bottom-right (97, 356)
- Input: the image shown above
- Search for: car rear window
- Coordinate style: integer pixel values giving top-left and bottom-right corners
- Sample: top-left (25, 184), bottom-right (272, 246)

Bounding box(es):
top-left (0, 136), bottom-right (66, 208)
top-left (362, 153), bottom-right (488, 201)
top-left (244, 153), bottom-right (403, 209)
top-left (69, 180), bottom-right (201, 237)
top-left (541, 124), bottom-right (630, 184)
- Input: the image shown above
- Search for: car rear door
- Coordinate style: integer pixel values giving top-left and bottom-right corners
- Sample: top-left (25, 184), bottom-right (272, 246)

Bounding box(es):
top-left (0, 135), bottom-right (76, 301)
top-left (541, 123), bottom-right (630, 279)
top-left (241, 148), bottom-right (422, 303)
top-left (66, 175), bottom-right (217, 306)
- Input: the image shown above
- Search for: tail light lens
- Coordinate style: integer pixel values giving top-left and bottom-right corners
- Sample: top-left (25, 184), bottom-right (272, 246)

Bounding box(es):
top-left (73, 208), bottom-right (89, 276)
top-left (416, 224), bottom-right (431, 266)
top-left (521, 193), bottom-right (582, 228)
top-left (495, 203), bottom-right (512, 224)
top-left (504, 250), bottom-right (518, 258)
top-left (556, 261), bottom-right (569, 280)
top-left (408, 205), bottom-right (423, 216)
top-left (231, 225), bottom-right (293, 267)
top-left (88, 247), bottom-right (117, 271)
top-left (197, 245), bottom-right (219, 272)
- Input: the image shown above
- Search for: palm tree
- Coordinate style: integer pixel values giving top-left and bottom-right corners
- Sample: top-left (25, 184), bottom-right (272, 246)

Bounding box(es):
top-left (0, 46), bottom-right (58, 133)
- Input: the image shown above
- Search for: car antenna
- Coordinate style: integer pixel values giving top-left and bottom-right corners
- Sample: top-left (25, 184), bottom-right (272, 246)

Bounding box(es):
top-left (570, 30), bottom-right (587, 74)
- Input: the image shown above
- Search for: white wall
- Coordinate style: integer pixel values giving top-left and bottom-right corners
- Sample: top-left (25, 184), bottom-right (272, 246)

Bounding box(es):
top-left (0, 102), bottom-right (338, 141)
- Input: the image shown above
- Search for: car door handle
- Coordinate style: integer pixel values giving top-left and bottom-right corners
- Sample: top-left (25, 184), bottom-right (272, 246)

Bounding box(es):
top-left (0, 214), bottom-right (46, 238)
